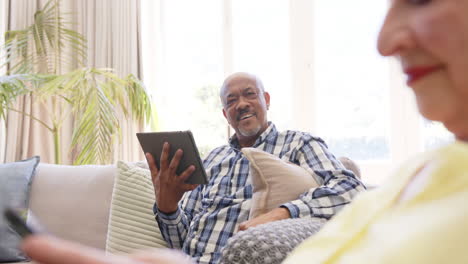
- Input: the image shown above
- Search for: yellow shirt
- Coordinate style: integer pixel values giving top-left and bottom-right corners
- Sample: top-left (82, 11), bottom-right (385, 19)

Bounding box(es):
top-left (284, 142), bottom-right (468, 264)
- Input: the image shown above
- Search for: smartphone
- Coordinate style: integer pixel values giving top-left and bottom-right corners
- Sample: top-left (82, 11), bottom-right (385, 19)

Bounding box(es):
top-left (3, 208), bottom-right (35, 238)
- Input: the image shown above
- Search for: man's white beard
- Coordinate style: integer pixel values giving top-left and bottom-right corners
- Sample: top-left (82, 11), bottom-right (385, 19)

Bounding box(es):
top-left (238, 123), bottom-right (262, 137)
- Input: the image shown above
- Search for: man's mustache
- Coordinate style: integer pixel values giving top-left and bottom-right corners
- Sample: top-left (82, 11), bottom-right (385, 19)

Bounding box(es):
top-left (236, 108), bottom-right (255, 121)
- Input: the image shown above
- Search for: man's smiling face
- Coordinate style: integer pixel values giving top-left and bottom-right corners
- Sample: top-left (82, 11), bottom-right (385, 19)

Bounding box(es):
top-left (221, 73), bottom-right (270, 146)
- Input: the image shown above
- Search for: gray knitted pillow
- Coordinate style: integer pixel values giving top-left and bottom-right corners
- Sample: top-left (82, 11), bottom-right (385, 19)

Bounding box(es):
top-left (220, 217), bottom-right (326, 264)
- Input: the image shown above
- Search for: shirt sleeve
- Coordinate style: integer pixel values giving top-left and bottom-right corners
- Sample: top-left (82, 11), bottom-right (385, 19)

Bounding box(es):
top-left (153, 185), bottom-right (203, 249)
top-left (153, 146), bottom-right (226, 249)
top-left (281, 135), bottom-right (366, 219)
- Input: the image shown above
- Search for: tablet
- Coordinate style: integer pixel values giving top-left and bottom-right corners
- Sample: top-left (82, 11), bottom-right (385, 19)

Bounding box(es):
top-left (136, 131), bottom-right (208, 184)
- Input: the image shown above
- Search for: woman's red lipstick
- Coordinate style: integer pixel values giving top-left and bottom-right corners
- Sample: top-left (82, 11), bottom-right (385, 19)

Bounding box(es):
top-left (404, 65), bottom-right (442, 85)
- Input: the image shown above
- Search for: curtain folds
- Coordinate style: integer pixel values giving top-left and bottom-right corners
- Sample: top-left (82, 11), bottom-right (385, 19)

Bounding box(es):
top-left (4, 0), bottom-right (59, 164)
top-left (3, 0), bottom-right (144, 164)
top-left (74, 0), bottom-right (144, 163)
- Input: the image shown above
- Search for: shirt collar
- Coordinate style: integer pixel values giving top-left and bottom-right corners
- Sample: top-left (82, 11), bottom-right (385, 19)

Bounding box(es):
top-left (228, 121), bottom-right (277, 149)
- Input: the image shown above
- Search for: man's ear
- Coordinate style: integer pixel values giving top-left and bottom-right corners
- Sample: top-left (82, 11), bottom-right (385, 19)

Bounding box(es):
top-left (264, 92), bottom-right (271, 108)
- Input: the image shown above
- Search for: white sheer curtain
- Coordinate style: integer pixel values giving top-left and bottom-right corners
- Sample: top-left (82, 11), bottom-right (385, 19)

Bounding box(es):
top-left (3, 0), bottom-right (61, 163)
top-left (1, 0), bottom-right (143, 164)
top-left (74, 0), bottom-right (144, 162)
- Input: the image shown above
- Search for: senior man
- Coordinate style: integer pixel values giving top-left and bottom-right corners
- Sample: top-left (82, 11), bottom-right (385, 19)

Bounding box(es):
top-left (18, 72), bottom-right (365, 264)
top-left (146, 72), bottom-right (365, 264)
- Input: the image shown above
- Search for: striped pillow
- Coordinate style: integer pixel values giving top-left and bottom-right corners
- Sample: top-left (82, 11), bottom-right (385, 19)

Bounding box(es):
top-left (106, 161), bottom-right (168, 254)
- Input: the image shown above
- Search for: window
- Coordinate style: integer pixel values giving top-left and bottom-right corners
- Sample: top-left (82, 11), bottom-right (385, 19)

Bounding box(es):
top-left (231, 0), bottom-right (292, 131)
top-left (309, 1), bottom-right (454, 184)
top-left (141, 0), bottom-right (226, 157)
top-left (313, 0), bottom-right (390, 161)
top-left (141, 0), bottom-right (454, 184)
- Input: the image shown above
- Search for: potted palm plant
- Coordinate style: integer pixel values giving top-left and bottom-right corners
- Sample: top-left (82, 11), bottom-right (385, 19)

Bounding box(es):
top-left (0, 0), bottom-right (152, 164)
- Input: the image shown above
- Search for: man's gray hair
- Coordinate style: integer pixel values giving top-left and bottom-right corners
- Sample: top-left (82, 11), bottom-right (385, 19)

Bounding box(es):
top-left (219, 72), bottom-right (265, 99)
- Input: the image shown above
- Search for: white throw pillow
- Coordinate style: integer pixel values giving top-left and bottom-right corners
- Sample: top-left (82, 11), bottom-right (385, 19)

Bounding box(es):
top-left (29, 163), bottom-right (115, 250)
top-left (106, 161), bottom-right (168, 254)
top-left (241, 148), bottom-right (319, 219)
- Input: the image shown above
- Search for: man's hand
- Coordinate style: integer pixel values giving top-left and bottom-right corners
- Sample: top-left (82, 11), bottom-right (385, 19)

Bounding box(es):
top-left (146, 142), bottom-right (198, 214)
top-left (238, 207), bottom-right (291, 231)
top-left (21, 235), bottom-right (194, 264)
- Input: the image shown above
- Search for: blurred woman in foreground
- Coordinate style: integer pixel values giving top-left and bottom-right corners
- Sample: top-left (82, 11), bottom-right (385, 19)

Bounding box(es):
top-left (284, 0), bottom-right (468, 263)
top-left (21, 0), bottom-right (468, 263)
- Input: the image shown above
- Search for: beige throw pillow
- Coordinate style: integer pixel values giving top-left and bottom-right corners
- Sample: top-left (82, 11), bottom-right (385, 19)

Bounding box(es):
top-left (242, 148), bottom-right (319, 219)
top-left (106, 161), bottom-right (168, 254)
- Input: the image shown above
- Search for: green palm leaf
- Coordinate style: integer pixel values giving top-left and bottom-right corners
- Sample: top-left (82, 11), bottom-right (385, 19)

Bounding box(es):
top-left (0, 0), bottom-right (152, 165)
top-left (2, 0), bottom-right (87, 74)
top-left (30, 67), bottom-right (151, 164)
top-left (0, 75), bottom-right (29, 119)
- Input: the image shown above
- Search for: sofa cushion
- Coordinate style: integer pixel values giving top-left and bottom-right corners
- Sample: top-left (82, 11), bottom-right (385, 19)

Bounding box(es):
top-left (241, 148), bottom-right (319, 219)
top-left (0, 156), bottom-right (40, 263)
top-left (106, 161), bottom-right (167, 254)
top-left (28, 163), bottom-right (115, 250)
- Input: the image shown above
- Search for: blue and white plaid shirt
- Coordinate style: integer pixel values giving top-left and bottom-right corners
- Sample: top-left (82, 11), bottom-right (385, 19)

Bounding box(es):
top-left (154, 122), bottom-right (365, 264)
